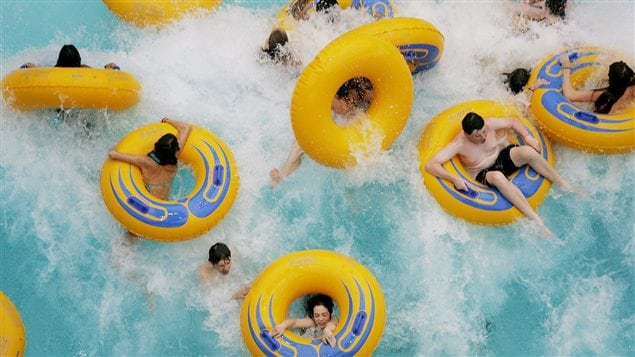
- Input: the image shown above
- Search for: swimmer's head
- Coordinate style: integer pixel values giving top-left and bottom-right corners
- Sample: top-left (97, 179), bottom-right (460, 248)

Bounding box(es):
top-left (503, 68), bottom-right (531, 94)
top-left (462, 112), bottom-right (485, 134)
top-left (55, 44), bottom-right (81, 68)
top-left (608, 61), bottom-right (635, 89)
top-left (263, 28), bottom-right (289, 62)
top-left (151, 133), bottom-right (179, 166)
top-left (208, 242), bottom-right (232, 275)
top-left (316, 0), bottom-right (338, 13)
top-left (546, 0), bottom-right (567, 19)
top-left (305, 294), bottom-right (334, 327)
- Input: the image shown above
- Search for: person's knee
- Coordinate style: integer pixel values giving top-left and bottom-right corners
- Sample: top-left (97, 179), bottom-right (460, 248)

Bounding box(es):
top-left (486, 171), bottom-right (507, 186)
top-left (511, 145), bottom-right (537, 165)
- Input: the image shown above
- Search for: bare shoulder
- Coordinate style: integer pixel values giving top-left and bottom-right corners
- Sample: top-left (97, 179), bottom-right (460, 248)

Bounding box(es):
top-left (488, 117), bottom-right (514, 129)
top-left (198, 264), bottom-right (215, 282)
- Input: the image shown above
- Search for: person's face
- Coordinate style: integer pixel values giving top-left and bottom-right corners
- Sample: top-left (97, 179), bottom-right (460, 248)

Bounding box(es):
top-left (213, 258), bottom-right (232, 275)
top-left (312, 305), bottom-right (331, 328)
top-left (467, 127), bottom-right (487, 144)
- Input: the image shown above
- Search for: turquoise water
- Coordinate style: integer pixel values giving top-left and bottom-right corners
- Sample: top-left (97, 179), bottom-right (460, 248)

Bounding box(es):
top-left (1, 1), bottom-right (634, 356)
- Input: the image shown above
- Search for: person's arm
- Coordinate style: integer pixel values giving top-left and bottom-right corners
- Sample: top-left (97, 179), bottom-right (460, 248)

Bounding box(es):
top-left (109, 149), bottom-right (153, 168)
top-left (424, 139), bottom-right (468, 191)
top-left (270, 141), bottom-right (304, 187)
top-left (271, 316), bottom-right (315, 338)
top-left (559, 54), bottom-right (598, 103)
top-left (161, 117), bottom-right (192, 153)
top-left (504, 117), bottom-right (541, 153)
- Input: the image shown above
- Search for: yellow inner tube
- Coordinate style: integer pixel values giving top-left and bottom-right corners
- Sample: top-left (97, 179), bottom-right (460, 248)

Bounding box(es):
top-left (1, 67), bottom-right (140, 111)
top-left (240, 250), bottom-right (386, 356)
top-left (103, 0), bottom-right (222, 27)
top-left (291, 34), bottom-right (413, 168)
top-left (100, 123), bottom-right (239, 242)
top-left (0, 291), bottom-right (26, 357)
top-left (419, 100), bottom-right (554, 225)
top-left (528, 46), bottom-right (635, 153)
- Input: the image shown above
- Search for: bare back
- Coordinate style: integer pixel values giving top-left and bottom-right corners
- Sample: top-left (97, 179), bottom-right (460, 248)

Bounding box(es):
top-left (140, 158), bottom-right (177, 200)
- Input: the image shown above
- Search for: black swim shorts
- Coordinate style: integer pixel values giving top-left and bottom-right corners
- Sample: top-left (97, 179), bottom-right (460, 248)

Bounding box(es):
top-left (475, 144), bottom-right (519, 187)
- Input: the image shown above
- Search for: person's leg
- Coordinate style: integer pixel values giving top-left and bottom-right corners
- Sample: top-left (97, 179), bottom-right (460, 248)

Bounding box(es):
top-left (486, 171), bottom-right (542, 221)
top-left (509, 146), bottom-right (574, 191)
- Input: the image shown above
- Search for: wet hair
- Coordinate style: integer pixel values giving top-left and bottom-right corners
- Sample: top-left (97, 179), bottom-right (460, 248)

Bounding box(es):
top-left (462, 112), bottom-right (485, 134)
top-left (336, 77), bottom-right (372, 101)
top-left (594, 61), bottom-right (635, 114)
top-left (545, 0), bottom-right (567, 19)
top-left (305, 294), bottom-right (334, 318)
top-left (148, 133), bottom-right (179, 166)
top-left (503, 68), bottom-right (531, 94)
top-left (55, 44), bottom-right (82, 68)
top-left (263, 28), bottom-right (289, 62)
top-left (316, 0), bottom-right (338, 12)
top-left (208, 242), bottom-right (231, 265)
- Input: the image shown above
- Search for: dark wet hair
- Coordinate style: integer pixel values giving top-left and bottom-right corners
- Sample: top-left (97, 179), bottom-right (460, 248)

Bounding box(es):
top-left (305, 294), bottom-right (334, 317)
top-left (503, 68), bottom-right (531, 94)
top-left (316, 0), bottom-right (338, 12)
top-left (263, 28), bottom-right (289, 62)
top-left (55, 44), bottom-right (82, 68)
top-left (462, 112), bottom-right (485, 134)
top-left (208, 242), bottom-right (231, 265)
top-left (148, 133), bottom-right (179, 166)
top-left (546, 0), bottom-right (567, 19)
top-left (594, 61), bottom-right (635, 114)
top-left (336, 77), bottom-right (372, 101)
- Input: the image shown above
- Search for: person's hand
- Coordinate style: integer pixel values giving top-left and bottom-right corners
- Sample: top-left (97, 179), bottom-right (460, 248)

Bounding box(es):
top-left (20, 62), bottom-right (35, 69)
top-left (525, 136), bottom-right (541, 153)
top-left (104, 62), bottom-right (120, 70)
top-left (270, 168), bottom-right (283, 188)
top-left (270, 323), bottom-right (286, 339)
top-left (108, 148), bottom-right (118, 158)
top-left (322, 328), bottom-right (336, 347)
top-left (232, 285), bottom-right (251, 300)
top-left (558, 54), bottom-right (571, 68)
top-left (452, 177), bottom-right (468, 192)
top-left (531, 78), bottom-right (550, 91)
top-left (161, 117), bottom-right (170, 124)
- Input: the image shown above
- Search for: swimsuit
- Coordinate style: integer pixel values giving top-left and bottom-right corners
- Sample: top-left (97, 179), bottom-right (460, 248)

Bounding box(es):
top-left (475, 144), bottom-right (519, 187)
top-left (145, 152), bottom-right (174, 192)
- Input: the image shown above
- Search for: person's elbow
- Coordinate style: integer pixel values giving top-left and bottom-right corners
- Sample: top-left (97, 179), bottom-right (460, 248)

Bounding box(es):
top-left (425, 160), bottom-right (439, 176)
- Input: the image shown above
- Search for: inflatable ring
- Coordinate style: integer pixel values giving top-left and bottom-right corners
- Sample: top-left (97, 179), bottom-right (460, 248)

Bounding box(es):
top-left (0, 291), bottom-right (26, 357)
top-left (345, 17), bottom-right (444, 75)
top-left (1, 67), bottom-right (140, 111)
top-left (100, 123), bottom-right (239, 241)
top-left (291, 35), bottom-right (413, 168)
top-left (528, 46), bottom-right (635, 153)
top-left (276, 0), bottom-right (395, 31)
top-left (103, 0), bottom-right (222, 27)
top-left (418, 100), bottom-right (554, 225)
top-left (240, 250), bottom-right (386, 356)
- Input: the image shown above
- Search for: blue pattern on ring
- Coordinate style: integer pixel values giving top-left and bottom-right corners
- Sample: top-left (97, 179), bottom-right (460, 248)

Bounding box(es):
top-left (351, 0), bottom-right (394, 18)
top-left (535, 49), bottom-right (634, 133)
top-left (247, 278), bottom-right (378, 356)
top-left (397, 44), bottom-right (441, 74)
top-left (437, 131), bottom-right (548, 211)
top-left (108, 137), bottom-right (233, 228)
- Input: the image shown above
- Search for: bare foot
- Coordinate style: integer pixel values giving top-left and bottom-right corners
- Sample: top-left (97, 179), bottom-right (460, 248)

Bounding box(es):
top-left (559, 181), bottom-right (587, 196)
